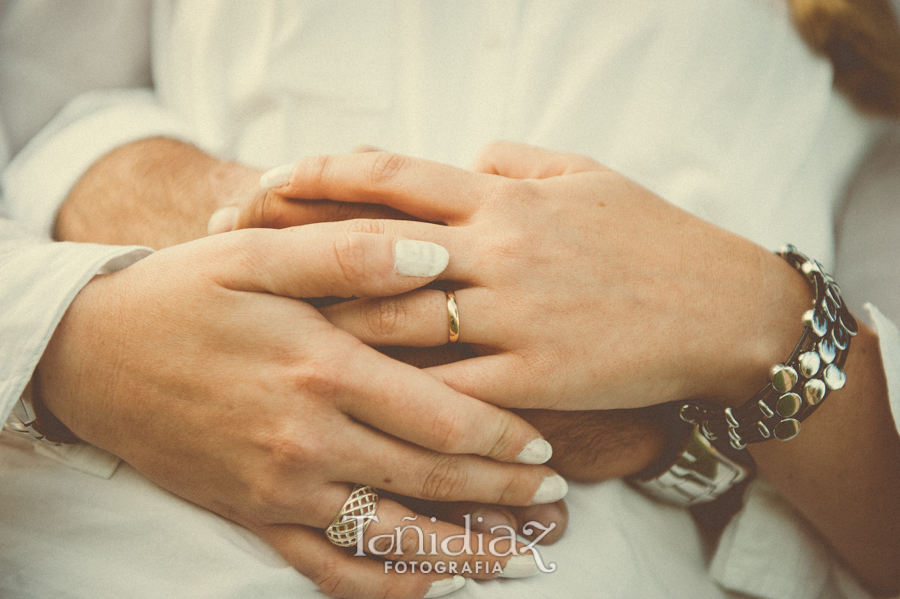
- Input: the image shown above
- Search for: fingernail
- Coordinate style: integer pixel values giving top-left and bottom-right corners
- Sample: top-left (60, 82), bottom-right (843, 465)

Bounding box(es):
top-left (498, 555), bottom-right (540, 579)
top-left (206, 206), bottom-right (240, 235)
top-left (471, 508), bottom-right (515, 535)
top-left (259, 163), bottom-right (295, 189)
top-left (530, 475), bottom-right (568, 505)
top-left (424, 575), bottom-right (466, 598)
top-left (515, 438), bottom-right (553, 464)
top-left (394, 240), bottom-right (449, 277)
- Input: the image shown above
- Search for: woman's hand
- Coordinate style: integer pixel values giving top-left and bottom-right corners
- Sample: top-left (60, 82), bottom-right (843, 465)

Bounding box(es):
top-left (250, 142), bottom-right (900, 594)
top-left (255, 142), bottom-right (810, 413)
top-left (37, 223), bottom-right (567, 599)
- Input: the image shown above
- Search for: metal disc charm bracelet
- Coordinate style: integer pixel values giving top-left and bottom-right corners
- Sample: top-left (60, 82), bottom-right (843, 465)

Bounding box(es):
top-left (679, 244), bottom-right (857, 451)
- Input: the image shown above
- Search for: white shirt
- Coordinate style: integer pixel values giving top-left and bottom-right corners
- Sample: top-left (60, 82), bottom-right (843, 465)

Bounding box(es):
top-left (1, 1), bottom-right (900, 598)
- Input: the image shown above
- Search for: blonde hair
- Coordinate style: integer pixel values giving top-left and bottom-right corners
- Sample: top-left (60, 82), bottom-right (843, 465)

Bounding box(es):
top-left (789, 0), bottom-right (900, 117)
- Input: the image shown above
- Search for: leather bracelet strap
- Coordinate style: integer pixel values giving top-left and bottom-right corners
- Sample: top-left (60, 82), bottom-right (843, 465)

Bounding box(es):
top-left (679, 245), bottom-right (857, 450)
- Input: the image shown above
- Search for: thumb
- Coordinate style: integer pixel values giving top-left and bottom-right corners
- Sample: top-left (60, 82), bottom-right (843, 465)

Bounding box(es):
top-left (206, 225), bottom-right (449, 299)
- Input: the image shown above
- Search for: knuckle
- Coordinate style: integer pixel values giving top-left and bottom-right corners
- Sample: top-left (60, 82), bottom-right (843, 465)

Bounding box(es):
top-left (259, 421), bottom-right (323, 472)
top-left (480, 176), bottom-right (528, 214)
top-left (252, 190), bottom-right (280, 228)
top-left (344, 218), bottom-right (387, 235)
top-left (575, 155), bottom-right (603, 171)
top-left (479, 139), bottom-right (511, 160)
top-left (289, 358), bottom-right (346, 400)
top-left (248, 474), bottom-right (288, 514)
top-left (486, 410), bottom-right (518, 461)
top-left (484, 228), bottom-right (529, 264)
top-left (421, 455), bottom-right (468, 501)
top-left (365, 297), bottom-right (405, 338)
top-left (306, 154), bottom-right (333, 187)
top-left (309, 558), bottom-right (350, 597)
top-left (367, 152), bottom-right (407, 185)
top-left (429, 406), bottom-right (465, 454)
top-left (499, 475), bottom-right (525, 506)
top-left (331, 201), bottom-right (367, 222)
top-left (248, 426), bottom-right (326, 512)
top-left (396, 525), bottom-right (425, 558)
top-left (370, 533), bottom-right (395, 555)
top-left (331, 232), bottom-right (369, 283)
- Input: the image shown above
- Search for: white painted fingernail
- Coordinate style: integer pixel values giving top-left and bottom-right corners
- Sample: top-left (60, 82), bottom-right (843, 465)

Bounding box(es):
top-left (394, 240), bottom-right (449, 277)
top-left (515, 438), bottom-right (553, 464)
top-left (424, 575), bottom-right (466, 598)
top-left (259, 163), bottom-right (295, 189)
top-left (498, 555), bottom-right (540, 578)
top-left (206, 206), bottom-right (240, 235)
top-left (530, 474), bottom-right (568, 505)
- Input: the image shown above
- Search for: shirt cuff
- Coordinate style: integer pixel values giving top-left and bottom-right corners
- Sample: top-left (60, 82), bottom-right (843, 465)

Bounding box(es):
top-left (0, 229), bottom-right (151, 477)
top-left (866, 303), bottom-right (900, 435)
top-left (1, 88), bottom-right (196, 238)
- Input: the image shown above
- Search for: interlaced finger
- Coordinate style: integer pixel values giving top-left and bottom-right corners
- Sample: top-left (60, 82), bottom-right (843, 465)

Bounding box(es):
top-left (261, 153), bottom-right (499, 224)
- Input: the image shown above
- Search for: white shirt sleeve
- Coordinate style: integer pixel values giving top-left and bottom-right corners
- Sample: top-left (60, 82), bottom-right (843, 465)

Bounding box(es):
top-left (0, 218), bottom-right (151, 476)
top-left (1, 89), bottom-right (197, 238)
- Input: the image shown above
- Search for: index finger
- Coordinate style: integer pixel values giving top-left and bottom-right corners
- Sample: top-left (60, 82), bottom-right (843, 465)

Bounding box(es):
top-left (259, 153), bottom-right (492, 224)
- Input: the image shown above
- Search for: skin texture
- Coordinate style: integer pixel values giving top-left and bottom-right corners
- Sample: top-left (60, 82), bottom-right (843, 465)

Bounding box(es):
top-left (59, 137), bottom-right (900, 595)
top-left (252, 142), bottom-right (900, 595)
top-left (56, 142), bottom-right (664, 490)
top-left (37, 223), bottom-right (566, 599)
top-left (49, 137), bottom-right (669, 597)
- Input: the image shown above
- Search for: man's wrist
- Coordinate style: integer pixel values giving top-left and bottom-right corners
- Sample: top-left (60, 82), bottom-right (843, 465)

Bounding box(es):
top-left (56, 137), bottom-right (261, 248)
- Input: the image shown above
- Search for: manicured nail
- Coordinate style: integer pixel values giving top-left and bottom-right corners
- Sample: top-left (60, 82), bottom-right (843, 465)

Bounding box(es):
top-left (530, 475), bottom-right (568, 505)
top-left (206, 206), bottom-right (240, 235)
top-left (424, 575), bottom-right (466, 598)
top-left (515, 438), bottom-right (553, 464)
top-left (498, 555), bottom-right (540, 578)
top-left (259, 163), bottom-right (295, 189)
top-left (394, 240), bottom-right (449, 277)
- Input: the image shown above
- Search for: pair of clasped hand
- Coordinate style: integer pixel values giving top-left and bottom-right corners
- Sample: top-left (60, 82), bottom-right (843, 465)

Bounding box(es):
top-left (40, 141), bottom-right (791, 598)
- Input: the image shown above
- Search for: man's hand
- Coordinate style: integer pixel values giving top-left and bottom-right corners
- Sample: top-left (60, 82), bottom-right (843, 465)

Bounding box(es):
top-left (55, 137), bottom-right (407, 249)
top-left (37, 224), bottom-right (566, 598)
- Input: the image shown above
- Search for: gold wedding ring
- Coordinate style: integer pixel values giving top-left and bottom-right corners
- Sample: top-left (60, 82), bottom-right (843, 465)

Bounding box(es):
top-left (446, 292), bottom-right (460, 343)
top-left (324, 484), bottom-right (379, 547)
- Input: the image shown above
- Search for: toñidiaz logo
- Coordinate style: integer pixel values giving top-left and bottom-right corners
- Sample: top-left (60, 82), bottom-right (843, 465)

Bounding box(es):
top-left (341, 513), bottom-right (557, 574)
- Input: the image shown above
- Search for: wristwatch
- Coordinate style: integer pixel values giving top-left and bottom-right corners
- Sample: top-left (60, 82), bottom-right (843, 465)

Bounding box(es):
top-left (627, 422), bottom-right (754, 506)
top-left (3, 380), bottom-right (79, 445)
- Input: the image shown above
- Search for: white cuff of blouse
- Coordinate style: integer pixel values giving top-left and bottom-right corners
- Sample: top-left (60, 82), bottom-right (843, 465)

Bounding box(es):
top-left (0, 221), bottom-right (150, 478)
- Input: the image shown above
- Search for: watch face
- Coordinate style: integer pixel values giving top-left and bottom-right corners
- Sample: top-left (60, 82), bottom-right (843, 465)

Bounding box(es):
top-left (628, 425), bottom-right (753, 507)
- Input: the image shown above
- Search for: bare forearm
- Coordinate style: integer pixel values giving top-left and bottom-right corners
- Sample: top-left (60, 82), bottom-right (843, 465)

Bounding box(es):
top-left (54, 137), bottom-right (262, 249)
top-left (750, 323), bottom-right (900, 596)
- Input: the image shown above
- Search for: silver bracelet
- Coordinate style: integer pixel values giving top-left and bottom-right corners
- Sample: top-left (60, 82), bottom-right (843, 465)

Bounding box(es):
top-left (679, 245), bottom-right (856, 450)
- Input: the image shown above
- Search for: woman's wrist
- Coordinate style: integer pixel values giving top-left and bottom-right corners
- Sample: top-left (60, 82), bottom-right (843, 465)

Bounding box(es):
top-left (679, 245), bottom-right (860, 452)
top-left (685, 243), bottom-right (816, 409)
